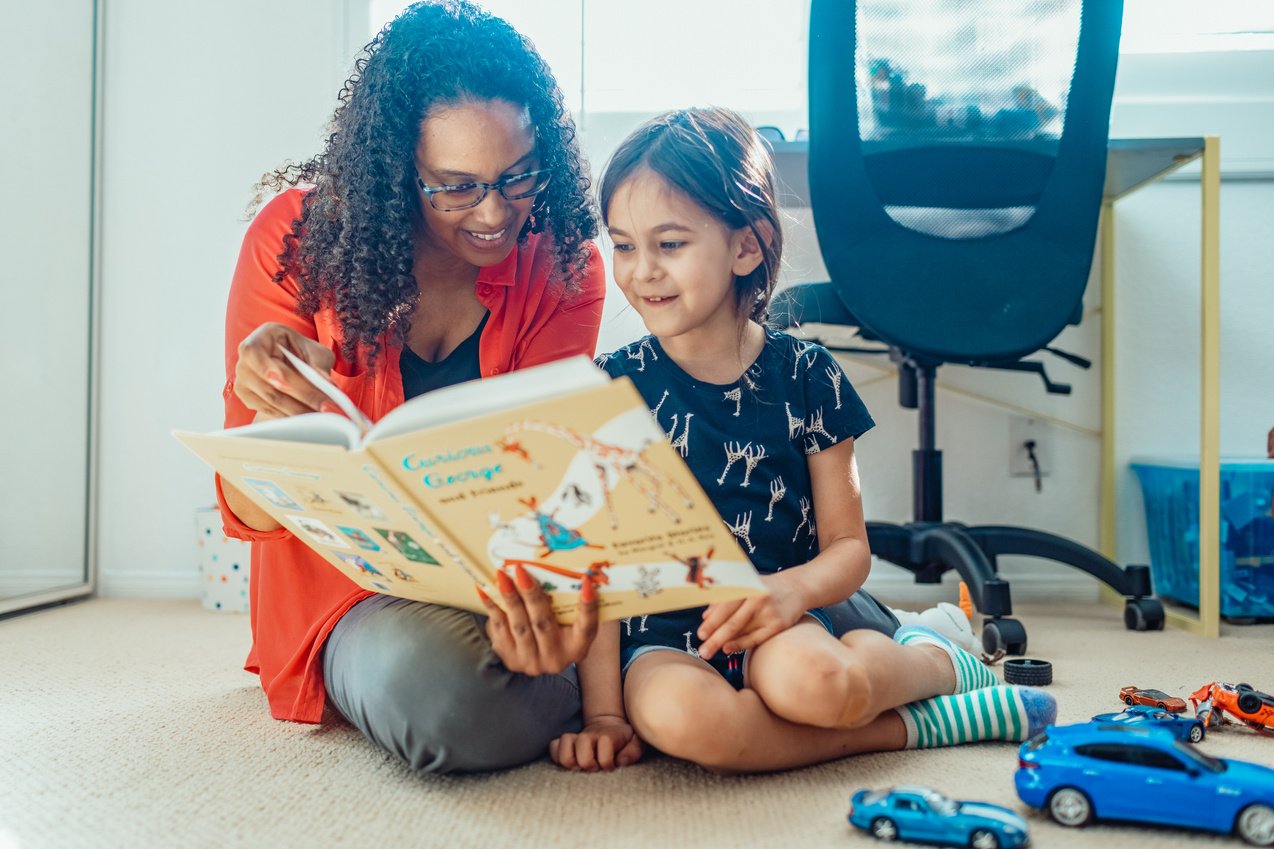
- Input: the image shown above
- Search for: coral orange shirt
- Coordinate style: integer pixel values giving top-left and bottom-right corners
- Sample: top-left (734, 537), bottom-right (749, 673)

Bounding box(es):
top-left (216, 188), bottom-right (605, 723)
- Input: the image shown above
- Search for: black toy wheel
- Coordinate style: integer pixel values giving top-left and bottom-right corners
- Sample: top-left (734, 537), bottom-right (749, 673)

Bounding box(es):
top-left (969, 828), bottom-right (999, 849)
top-left (1124, 597), bottom-right (1165, 631)
top-left (982, 618), bottom-right (1027, 656)
top-left (1123, 695), bottom-right (1135, 705)
top-left (1003, 658), bottom-right (1053, 686)
top-left (870, 817), bottom-right (899, 841)
top-left (1048, 787), bottom-right (1093, 828)
top-left (1237, 683), bottom-right (1254, 692)
top-left (1240, 692), bottom-right (1263, 714)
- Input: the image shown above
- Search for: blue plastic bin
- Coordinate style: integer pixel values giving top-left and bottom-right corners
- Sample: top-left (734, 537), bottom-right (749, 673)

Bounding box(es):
top-left (1131, 457), bottom-right (1274, 620)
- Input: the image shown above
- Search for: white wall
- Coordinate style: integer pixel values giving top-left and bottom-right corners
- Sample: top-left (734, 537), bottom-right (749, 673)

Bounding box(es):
top-left (94, 3), bottom-right (1274, 608)
top-left (97, 0), bottom-right (365, 595)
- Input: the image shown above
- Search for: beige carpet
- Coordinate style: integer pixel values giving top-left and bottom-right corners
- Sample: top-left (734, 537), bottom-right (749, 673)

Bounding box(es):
top-left (2, 598), bottom-right (1272, 849)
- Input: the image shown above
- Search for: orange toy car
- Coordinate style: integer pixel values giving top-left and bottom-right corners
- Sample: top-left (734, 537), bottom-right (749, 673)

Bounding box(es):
top-left (1119, 686), bottom-right (1187, 713)
top-left (1189, 681), bottom-right (1274, 734)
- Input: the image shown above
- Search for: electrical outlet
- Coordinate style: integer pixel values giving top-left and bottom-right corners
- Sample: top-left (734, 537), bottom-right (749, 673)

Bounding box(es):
top-left (1009, 416), bottom-right (1050, 479)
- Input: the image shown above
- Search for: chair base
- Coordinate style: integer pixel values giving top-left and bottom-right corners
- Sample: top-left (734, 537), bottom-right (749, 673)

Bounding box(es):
top-left (867, 520), bottom-right (1165, 655)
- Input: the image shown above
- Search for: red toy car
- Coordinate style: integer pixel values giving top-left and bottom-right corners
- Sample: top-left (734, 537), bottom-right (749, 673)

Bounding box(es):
top-left (1190, 681), bottom-right (1274, 734)
top-left (1119, 686), bottom-right (1188, 713)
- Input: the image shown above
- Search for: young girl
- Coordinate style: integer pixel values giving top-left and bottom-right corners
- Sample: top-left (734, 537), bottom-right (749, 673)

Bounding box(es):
top-left (549, 108), bottom-right (1055, 774)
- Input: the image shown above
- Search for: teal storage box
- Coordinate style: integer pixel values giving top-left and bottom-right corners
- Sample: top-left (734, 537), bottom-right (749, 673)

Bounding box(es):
top-left (1131, 457), bottom-right (1274, 620)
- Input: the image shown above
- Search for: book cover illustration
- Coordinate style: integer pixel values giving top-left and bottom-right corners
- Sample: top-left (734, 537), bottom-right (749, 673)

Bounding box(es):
top-left (370, 379), bottom-right (764, 621)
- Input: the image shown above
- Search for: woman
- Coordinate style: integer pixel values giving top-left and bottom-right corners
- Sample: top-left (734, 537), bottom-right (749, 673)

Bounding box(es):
top-left (218, 0), bottom-right (604, 773)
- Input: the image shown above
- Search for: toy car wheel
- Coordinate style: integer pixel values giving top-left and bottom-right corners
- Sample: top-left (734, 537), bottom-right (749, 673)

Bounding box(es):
top-left (870, 817), bottom-right (899, 841)
top-left (1236, 803), bottom-right (1274, 847)
top-left (1188, 723), bottom-right (1205, 743)
top-left (1003, 658), bottom-right (1052, 686)
top-left (969, 828), bottom-right (1000, 849)
top-left (982, 617), bottom-right (1027, 656)
top-left (1237, 683), bottom-right (1253, 692)
top-left (1123, 695), bottom-right (1135, 705)
top-left (1048, 787), bottom-right (1093, 828)
top-left (1239, 692), bottom-right (1263, 714)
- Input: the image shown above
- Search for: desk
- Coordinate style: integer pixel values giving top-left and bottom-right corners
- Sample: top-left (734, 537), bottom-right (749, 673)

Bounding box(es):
top-left (772, 137), bottom-right (1223, 637)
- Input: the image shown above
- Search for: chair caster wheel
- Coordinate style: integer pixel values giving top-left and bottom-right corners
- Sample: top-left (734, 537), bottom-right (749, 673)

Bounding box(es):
top-left (983, 617), bottom-right (1027, 656)
top-left (1124, 598), bottom-right (1165, 631)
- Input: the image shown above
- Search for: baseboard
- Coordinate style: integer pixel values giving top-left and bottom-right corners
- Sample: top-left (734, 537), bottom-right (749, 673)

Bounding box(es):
top-left (99, 571), bottom-right (202, 599)
top-left (865, 565), bottom-right (1100, 607)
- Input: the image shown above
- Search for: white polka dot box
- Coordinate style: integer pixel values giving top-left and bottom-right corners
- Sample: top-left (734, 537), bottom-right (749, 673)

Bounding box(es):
top-left (196, 506), bottom-right (251, 613)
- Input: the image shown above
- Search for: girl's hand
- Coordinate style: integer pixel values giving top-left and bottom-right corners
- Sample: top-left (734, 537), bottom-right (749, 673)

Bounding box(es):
top-left (696, 575), bottom-right (805, 660)
top-left (233, 322), bottom-right (337, 419)
top-left (549, 715), bottom-right (643, 771)
top-left (478, 565), bottom-right (599, 676)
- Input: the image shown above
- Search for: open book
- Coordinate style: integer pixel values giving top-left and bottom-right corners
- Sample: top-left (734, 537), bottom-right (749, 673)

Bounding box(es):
top-left (175, 356), bottom-right (765, 622)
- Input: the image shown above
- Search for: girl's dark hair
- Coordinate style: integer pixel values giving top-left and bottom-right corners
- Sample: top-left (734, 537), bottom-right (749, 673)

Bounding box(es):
top-left (598, 107), bottom-right (782, 324)
top-left (257, 0), bottom-right (597, 365)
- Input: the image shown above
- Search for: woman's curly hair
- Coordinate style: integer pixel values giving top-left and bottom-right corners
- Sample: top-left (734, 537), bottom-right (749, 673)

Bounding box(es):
top-left (257, 0), bottom-right (597, 365)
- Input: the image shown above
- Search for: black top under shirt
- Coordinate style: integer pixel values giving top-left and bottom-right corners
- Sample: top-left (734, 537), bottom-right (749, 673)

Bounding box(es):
top-left (400, 312), bottom-right (489, 400)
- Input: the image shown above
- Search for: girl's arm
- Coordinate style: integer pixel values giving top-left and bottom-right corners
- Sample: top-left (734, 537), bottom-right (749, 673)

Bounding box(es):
top-left (548, 621), bottom-right (643, 771)
top-left (698, 437), bottom-right (870, 658)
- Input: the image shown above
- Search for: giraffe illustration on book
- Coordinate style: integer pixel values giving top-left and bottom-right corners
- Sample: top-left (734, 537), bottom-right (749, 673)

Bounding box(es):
top-left (501, 420), bottom-right (694, 528)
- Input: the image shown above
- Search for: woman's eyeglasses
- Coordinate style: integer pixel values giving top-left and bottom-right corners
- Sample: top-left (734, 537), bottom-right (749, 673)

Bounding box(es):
top-left (416, 168), bottom-right (552, 212)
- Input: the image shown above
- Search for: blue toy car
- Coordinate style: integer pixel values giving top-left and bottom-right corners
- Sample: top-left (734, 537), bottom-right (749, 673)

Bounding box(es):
top-left (1091, 704), bottom-right (1208, 743)
top-left (1016, 723), bottom-right (1274, 844)
top-left (848, 786), bottom-right (1029, 848)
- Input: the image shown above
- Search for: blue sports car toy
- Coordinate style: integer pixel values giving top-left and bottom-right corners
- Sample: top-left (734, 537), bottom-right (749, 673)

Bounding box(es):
top-left (1091, 704), bottom-right (1207, 743)
top-left (1016, 723), bottom-right (1274, 845)
top-left (848, 786), bottom-right (1029, 848)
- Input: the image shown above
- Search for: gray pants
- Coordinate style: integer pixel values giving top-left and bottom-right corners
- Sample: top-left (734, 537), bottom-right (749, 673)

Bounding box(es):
top-left (322, 594), bottom-right (582, 774)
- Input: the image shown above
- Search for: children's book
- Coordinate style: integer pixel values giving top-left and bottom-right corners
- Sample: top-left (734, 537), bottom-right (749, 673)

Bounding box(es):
top-left (174, 356), bottom-right (766, 622)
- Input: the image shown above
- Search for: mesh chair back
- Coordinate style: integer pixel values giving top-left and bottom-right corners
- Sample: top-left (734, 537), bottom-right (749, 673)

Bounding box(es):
top-left (809, 0), bottom-right (1122, 363)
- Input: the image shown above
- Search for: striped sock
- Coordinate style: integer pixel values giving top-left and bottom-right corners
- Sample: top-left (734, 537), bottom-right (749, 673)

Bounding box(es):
top-left (895, 624), bottom-right (999, 694)
top-left (896, 685), bottom-right (1056, 749)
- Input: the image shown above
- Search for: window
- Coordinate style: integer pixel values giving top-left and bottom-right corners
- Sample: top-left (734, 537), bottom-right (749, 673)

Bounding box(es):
top-left (1122, 1), bottom-right (1274, 53)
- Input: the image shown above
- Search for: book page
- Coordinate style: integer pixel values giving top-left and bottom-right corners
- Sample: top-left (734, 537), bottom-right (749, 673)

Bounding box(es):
top-left (282, 348), bottom-right (374, 435)
top-left (367, 377), bottom-right (766, 623)
top-left (364, 356), bottom-right (608, 445)
top-left (174, 431), bottom-right (485, 612)
top-left (216, 412), bottom-right (362, 448)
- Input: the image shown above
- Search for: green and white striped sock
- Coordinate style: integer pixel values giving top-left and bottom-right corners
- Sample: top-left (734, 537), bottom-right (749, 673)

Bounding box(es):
top-left (894, 624), bottom-right (999, 694)
top-left (896, 685), bottom-right (1057, 749)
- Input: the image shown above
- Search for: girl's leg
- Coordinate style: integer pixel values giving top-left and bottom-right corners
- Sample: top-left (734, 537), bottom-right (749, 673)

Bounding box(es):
top-left (747, 621), bottom-right (957, 728)
top-left (623, 650), bottom-right (907, 774)
top-left (322, 595), bottom-right (581, 774)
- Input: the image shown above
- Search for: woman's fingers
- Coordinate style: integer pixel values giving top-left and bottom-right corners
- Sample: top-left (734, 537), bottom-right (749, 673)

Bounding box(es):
top-left (485, 570), bottom-right (601, 675)
top-left (234, 323), bottom-right (334, 414)
top-left (495, 570), bottom-right (538, 674)
top-left (565, 576), bottom-right (599, 662)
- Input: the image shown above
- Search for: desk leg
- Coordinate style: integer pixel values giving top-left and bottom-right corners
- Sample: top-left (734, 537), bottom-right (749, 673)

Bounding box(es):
top-left (1099, 202), bottom-right (1117, 563)
top-left (1198, 135), bottom-right (1222, 638)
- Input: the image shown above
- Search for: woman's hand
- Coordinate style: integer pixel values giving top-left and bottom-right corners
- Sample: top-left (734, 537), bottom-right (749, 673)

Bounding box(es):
top-left (478, 565), bottom-right (599, 676)
top-left (696, 574), bottom-right (806, 660)
top-left (234, 322), bottom-right (337, 419)
top-left (549, 715), bottom-right (643, 771)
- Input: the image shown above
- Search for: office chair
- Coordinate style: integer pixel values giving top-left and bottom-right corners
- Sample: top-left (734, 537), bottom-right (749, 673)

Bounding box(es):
top-left (773, 0), bottom-right (1163, 654)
